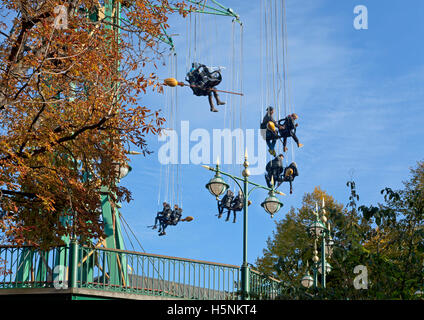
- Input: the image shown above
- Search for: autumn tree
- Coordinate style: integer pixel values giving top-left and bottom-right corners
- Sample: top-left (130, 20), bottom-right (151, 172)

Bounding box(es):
top-left (0, 0), bottom-right (190, 248)
top-left (255, 161), bottom-right (424, 299)
top-left (358, 161), bottom-right (424, 299)
top-left (254, 186), bottom-right (357, 299)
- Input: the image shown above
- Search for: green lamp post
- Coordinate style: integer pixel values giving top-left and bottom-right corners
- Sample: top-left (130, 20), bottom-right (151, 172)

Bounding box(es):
top-left (304, 199), bottom-right (334, 289)
top-left (202, 151), bottom-right (285, 300)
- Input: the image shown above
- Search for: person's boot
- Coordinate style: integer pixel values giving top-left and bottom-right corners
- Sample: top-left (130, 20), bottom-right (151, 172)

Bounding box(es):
top-left (159, 231), bottom-right (166, 236)
top-left (298, 143), bottom-right (304, 148)
top-left (152, 225), bottom-right (157, 229)
top-left (265, 176), bottom-right (271, 189)
top-left (284, 147), bottom-right (288, 152)
top-left (209, 95), bottom-right (218, 112)
top-left (214, 92), bottom-right (226, 105)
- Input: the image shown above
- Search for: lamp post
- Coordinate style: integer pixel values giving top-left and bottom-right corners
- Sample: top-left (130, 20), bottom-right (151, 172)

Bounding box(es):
top-left (202, 151), bottom-right (285, 300)
top-left (304, 199), bottom-right (333, 289)
top-left (113, 161), bottom-right (132, 181)
top-left (301, 261), bottom-right (314, 289)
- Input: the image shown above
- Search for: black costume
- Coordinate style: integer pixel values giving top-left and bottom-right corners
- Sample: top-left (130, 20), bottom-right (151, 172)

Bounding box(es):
top-left (265, 156), bottom-right (285, 188)
top-left (261, 107), bottom-right (279, 155)
top-left (169, 207), bottom-right (183, 226)
top-left (186, 62), bottom-right (225, 112)
top-left (228, 192), bottom-right (244, 223)
top-left (158, 205), bottom-right (173, 235)
top-left (158, 206), bottom-right (183, 236)
top-left (282, 162), bottom-right (299, 194)
top-left (278, 115), bottom-right (300, 150)
top-left (153, 203), bottom-right (170, 230)
top-left (217, 190), bottom-right (234, 219)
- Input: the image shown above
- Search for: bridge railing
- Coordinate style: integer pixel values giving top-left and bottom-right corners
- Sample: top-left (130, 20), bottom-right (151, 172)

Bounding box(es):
top-left (0, 245), bottom-right (282, 300)
top-left (0, 245), bottom-right (69, 289)
top-left (0, 244), bottom-right (241, 299)
top-left (249, 269), bottom-right (284, 300)
top-left (76, 245), bottom-right (241, 299)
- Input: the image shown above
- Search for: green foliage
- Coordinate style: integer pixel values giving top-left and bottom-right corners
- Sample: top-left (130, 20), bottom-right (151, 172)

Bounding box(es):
top-left (255, 161), bottom-right (424, 300)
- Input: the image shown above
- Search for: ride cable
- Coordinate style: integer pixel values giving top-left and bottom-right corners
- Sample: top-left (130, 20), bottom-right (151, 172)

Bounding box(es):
top-left (158, 2), bottom-right (244, 224)
top-left (261, 0), bottom-right (294, 163)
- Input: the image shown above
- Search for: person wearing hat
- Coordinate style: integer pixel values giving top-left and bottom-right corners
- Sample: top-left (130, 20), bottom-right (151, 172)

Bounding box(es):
top-left (278, 113), bottom-right (304, 152)
top-left (282, 162), bottom-right (299, 194)
top-left (186, 62), bottom-right (226, 112)
top-left (260, 106), bottom-right (282, 156)
top-left (264, 154), bottom-right (285, 189)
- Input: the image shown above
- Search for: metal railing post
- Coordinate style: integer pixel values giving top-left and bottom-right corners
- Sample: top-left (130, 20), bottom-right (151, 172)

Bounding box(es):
top-left (68, 239), bottom-right (79, 289)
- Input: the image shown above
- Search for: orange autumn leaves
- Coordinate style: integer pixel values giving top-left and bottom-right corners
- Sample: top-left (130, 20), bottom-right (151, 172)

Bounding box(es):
top-left (0, 0), bottom-right (188, 248)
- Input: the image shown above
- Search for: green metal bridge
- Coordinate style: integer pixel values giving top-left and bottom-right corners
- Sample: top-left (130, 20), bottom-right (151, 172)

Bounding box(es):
top-left (0, 244), bottom-right (282, 300)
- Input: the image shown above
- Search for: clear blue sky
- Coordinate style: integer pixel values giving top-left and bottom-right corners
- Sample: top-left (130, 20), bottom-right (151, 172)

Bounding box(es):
top-left (119, 0), bottom-right (424, 266)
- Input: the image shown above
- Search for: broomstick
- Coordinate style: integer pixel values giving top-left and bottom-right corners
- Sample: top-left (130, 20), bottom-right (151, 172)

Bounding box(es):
top-left (180, 216), bottom-right (194, 222)
top-left (163, 78), bottom-right (244, 96)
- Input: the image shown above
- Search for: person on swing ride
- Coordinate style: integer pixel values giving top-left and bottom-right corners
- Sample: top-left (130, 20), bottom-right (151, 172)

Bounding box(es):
top-left (158, 205), bottom-right (173, 236)
top-left (281, 162), bottom-right (299, 194)
top-left (228, 190), bottom-right (244, 223)
top-left (277, 113), bottom-right (304, 152)
top-left (260, 106), bottom-right (282, 157)
top-left (170, 205), bottom-right (183, 226)
top-left (185, 62), bottom-right (226, 112)
top-left (152, 202), bottom-right (170, 230)
top-left (264, 154), bottom-right (285, 189)
top-left (217, 189), bottom-right (234, 219)
top-left (159, 205), bottom-right (184, 236)
top-left (157, 204), bottom-right (173, 236)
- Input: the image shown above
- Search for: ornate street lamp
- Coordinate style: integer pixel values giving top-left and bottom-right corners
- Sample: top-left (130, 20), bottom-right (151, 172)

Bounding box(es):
top-left (318, 262), bottom-right (332, 274)
top-left (305, 199), bottom-right (334, 289)
top-left (205, 174), bottom-right (229, 198)
top-left (204, 158), bottom-right (230, 199)
top-left (202, 151), bottom-right (285, 300)
top-left (301, 262), bottom-right (314, 288)
top-left (113, 161), bottom-right (132, 180)
top-left (326, 236), bottom-right (334, 257)
top-left (113, 151), bottom-right (141, 181)
top-left (119, 164), bottom-right (131, 180)
top-left (261, 190), bottom-right (283, 218)
top-left (307, 220), bottom-right (325, 238)
top-left (301, 272), bottom-right (314, 288)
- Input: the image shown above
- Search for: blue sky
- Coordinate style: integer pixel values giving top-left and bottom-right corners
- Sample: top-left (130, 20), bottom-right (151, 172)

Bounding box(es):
top-left (118, 0), bottom-right (424, 266)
